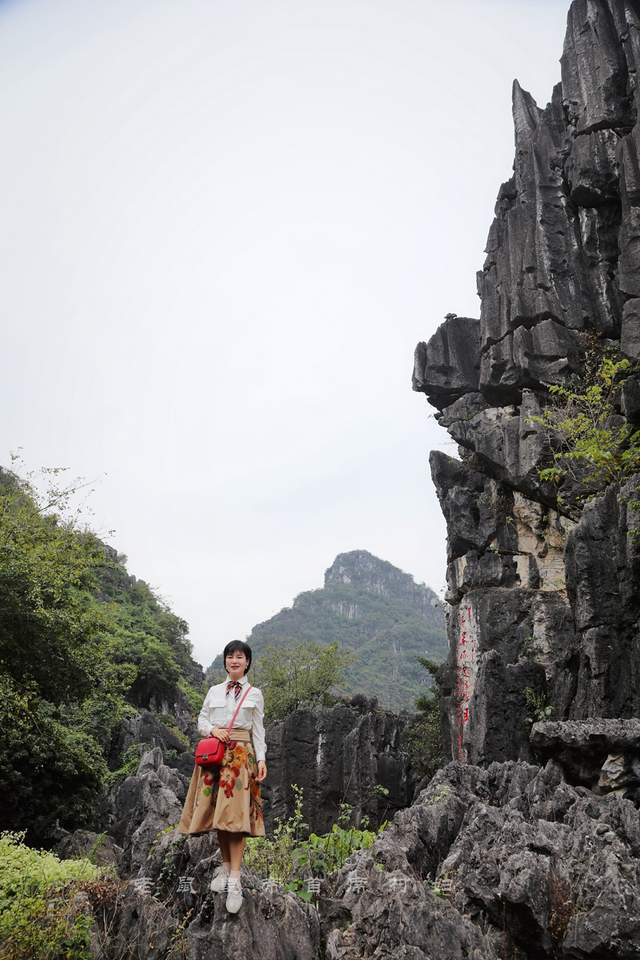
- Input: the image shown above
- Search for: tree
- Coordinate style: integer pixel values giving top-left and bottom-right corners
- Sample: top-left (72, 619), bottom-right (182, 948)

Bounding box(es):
top-left (0, 467), bottom-right (105, 703)
top-left (252, 640), bottom-right (355, 720)
top-left (402, 656), bottom-right (447, 782)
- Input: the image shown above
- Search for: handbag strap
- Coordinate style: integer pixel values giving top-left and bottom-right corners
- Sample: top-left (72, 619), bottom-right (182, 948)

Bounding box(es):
top-left (225, 684), bottom-right (252, 732)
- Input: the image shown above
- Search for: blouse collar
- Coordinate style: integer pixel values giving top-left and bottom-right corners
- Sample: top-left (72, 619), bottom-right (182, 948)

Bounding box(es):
top-left (225, 672), bottom-right (248, 685)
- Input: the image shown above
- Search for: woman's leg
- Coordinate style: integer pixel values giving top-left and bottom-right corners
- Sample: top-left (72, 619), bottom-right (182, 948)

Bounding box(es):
top-left (217, 829), bottom-right (231, 869)
top-left (225, 833), bottom-right (246, 911)
top-left (228, 833), bottom-right (246, 874)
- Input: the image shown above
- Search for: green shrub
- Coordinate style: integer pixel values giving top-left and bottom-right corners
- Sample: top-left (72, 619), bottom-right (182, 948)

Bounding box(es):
top-left (524, 687), bottom-right (554, 724)
top-left (244, 784), bottom-right (387, 902)
top-left (527, 340), bottom-right (640, 513)
top-left (103, 741), bottom-right (144, 789)
top-left (0, 830), bottom-right (100, 960)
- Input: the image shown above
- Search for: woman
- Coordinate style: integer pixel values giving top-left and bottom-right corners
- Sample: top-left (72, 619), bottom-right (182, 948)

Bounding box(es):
top-left (177, 640), bottom-right (267, 914)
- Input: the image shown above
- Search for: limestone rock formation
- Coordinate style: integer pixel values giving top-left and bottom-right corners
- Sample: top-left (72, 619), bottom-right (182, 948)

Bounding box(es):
top-left (325, 758), bottom-right (640, 959)
top-left (414, 0), bottom-right (640, 768)
top-left (264, 696), bottom-right (415, 834)
top-left (111, 746), bottom-right (186, 874)
top-left (324, 550), bottom-right (436, 615)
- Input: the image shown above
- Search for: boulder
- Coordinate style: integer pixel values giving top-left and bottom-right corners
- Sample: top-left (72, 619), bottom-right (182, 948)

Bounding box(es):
top-left (111, 747), bottom-right (187, 873)
top-left (54, 829), bottom-right (123, 871)
top-left (412, 315), bottom-right (481, 408)
top-left (531, 718), bottom-right (640, 796)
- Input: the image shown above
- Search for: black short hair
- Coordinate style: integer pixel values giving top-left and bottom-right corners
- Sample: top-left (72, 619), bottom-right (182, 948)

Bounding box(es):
top-left (222, 640), bottom-right (252, 675)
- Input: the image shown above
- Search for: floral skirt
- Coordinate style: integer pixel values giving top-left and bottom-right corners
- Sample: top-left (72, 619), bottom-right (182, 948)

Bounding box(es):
top-left (177, 728), bottom-right (265, 837)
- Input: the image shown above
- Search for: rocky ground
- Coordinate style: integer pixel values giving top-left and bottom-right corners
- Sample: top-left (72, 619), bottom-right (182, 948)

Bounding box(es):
top-left (58, 715), bottom-right (640, 959)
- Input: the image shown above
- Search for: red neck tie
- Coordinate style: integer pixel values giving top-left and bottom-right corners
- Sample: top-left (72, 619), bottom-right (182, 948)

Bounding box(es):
top-left (226, 679), bottom-right (242, 700)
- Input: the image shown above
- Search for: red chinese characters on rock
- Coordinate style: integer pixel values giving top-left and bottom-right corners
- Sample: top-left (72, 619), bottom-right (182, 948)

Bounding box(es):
top-left (454, 604), bottom-right (478, 761)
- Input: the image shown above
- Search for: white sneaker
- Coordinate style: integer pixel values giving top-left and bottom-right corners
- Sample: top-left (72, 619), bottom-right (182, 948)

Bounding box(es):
top-left (210, 865), bottom-right (229, 893)
top-left (225, 876), bottom-right (243, 913)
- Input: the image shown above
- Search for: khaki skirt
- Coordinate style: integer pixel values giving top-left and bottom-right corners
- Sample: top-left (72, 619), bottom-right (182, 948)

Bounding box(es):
top-left (177, 728), bottom-right (266, 837)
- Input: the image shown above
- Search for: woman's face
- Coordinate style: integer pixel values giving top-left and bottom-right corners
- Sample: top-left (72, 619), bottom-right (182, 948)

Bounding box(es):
top-left (226, 650), bottom-right (248, 676)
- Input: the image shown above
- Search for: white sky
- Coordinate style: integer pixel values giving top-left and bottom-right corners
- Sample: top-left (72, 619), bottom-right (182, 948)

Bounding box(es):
top-left (1, 0), bottom-right (570, 669)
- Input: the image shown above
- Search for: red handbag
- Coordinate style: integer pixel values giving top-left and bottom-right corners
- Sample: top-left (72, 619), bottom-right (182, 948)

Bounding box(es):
top-left (194, 684), bottom-right (252, 768)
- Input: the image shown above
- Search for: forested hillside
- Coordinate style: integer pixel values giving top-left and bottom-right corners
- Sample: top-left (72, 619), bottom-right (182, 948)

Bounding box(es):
top-left (0, 466), bottom-right (205, 845)
top-left (207, 550), bottom-right (446, 711)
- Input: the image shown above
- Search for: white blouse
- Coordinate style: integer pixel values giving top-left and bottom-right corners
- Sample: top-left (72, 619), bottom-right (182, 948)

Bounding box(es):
top-left (197, 673), bottom-right (267, 763)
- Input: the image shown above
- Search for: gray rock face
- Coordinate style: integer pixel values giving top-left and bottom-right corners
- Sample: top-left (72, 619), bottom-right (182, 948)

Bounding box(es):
top-left (414, 0), bottom-right (640, 767)
top-left (111, 747), bottom-right (187, 873)
top-left (561, 0), bottom-right (635, 134)
top-left (265, 697), bottom-right (414, 835)
top-left (435, 388), bottom-right (550, 499)
top-left (324, 758), bottom-right (640, 959)
top-left (621, 298), bottom-right (640, 358)
top-left (622, 370), bottom-right (640, 422)
top-left (480, 76), bottom-right (620, 352)
top-left (53, 829), bottom-right (123, 870)
top-left (429, 449), bottom-right (578, 764)
top-left (413, 315), bottom-right (481, 407)
top-left (565, 474), bottom-right (640, 719)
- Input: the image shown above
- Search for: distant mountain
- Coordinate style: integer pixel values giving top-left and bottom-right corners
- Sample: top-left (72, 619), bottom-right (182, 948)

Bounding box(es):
top-left (206, 550), bottom-right (447, 713)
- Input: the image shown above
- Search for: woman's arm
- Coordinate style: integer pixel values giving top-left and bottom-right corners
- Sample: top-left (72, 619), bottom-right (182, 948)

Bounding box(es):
top-left (251, 688), bottom-right (267, 764)
top-left (197, 687), bottom-right (214, 736)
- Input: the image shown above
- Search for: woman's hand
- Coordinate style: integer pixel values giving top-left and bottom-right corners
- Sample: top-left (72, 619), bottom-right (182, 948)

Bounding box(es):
top-left (211, 727), bottom-right (230, 743)
top-left (256, 760), bottom-right (267, 782)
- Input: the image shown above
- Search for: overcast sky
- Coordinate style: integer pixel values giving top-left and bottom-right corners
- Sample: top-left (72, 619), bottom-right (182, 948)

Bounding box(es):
top-left (1, 0), bottom-right (570, 670)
